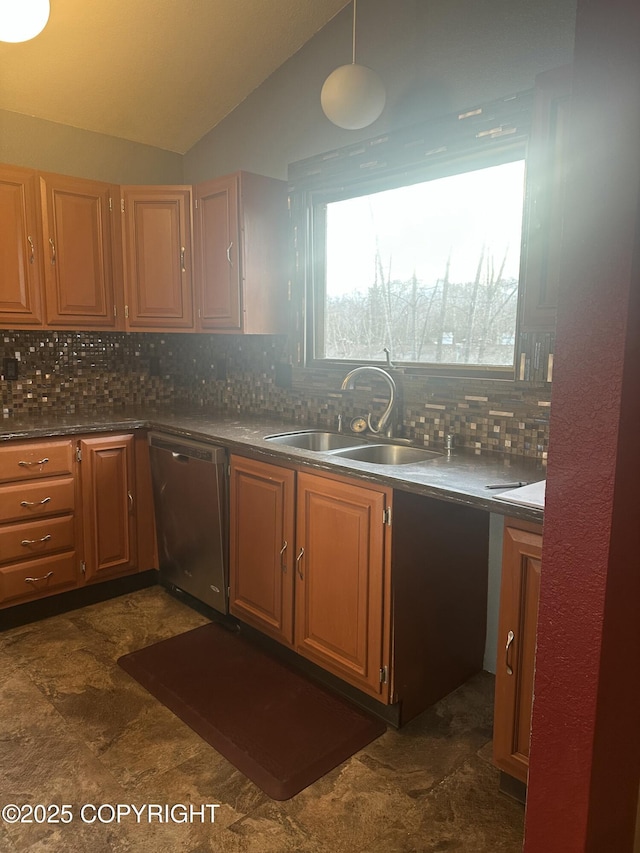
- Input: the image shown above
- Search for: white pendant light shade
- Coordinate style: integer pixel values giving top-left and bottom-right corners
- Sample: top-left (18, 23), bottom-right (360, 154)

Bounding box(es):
top-left (0, 0), bottom-right (50, 43)
top-left (321, 63), bottom-right (386, 130)
top-left (321, 0), bottom-right (386, 130)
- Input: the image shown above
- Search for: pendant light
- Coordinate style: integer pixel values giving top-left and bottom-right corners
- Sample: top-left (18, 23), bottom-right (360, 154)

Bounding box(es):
top-left (321, 0), bottom-right (386, 130)
top-left (0, 0), bottom-right (50, 43)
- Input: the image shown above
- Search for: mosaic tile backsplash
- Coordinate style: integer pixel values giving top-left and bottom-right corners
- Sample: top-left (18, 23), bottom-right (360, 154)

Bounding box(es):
top-left (1, 330), bottom-right (551, 460)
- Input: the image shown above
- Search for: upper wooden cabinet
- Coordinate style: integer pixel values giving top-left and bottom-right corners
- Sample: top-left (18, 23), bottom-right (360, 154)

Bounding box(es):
top-left (40, 173), bottom-right (121, 329)
top-left (120, 186), bottom-right (194, 331)
top-left (193, 172), bottom-right (288, 334)
top-left (0, 165), bottom-right (45, 328)
top-left (0, 163), bottom-right (289, 335)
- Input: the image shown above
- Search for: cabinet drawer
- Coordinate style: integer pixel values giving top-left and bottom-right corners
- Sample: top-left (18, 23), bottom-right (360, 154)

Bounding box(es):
top-left (0, 515), bottom-right (75, 564)
top-left (0, 439), bottom-right (74, 484)
top-left (0, 477), bottom-right (75, 523)
top-left (0, 551), bottom-right (78, 607)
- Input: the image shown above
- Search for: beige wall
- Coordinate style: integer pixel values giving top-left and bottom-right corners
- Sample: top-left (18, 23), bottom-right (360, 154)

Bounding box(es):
top-left (0, 109), bottom-right (183, 185)
top-left (183, 0), bottom-right (577, 183)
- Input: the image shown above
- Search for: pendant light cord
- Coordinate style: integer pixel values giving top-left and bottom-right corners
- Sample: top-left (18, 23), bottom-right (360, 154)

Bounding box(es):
top-left (352, 0), bottom-right (357, 65)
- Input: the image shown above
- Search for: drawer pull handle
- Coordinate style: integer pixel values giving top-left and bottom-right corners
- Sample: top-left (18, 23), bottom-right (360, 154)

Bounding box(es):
top-left (21, 497), bottom-right (52, 507)
top-left (25, 571), bottom-right (54, 585)
top-left (296, 546), bottom-right (304, 579)
top-left (21, 534), bottom-right (52, 546)
top-left (505, 630), bottom-right (515, 676)
top-left (18, 457), bottom-right (50, 467)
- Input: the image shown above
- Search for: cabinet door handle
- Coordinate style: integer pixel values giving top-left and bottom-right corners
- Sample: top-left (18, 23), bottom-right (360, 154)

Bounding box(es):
top-left (128, 490), bottom-right (134, 510)
top-left (49, 237), bottom-right (56, 264)
top-left (505, 630), bottom-right (515, 676)
top-left (296, 546), bottom-right (304, 579)
top-left (25, 571), bottom-right (54, 585)
top-left (20, 497), bottom-right (52, 507)
top-left (180, 246), bottom-right (186, 272)
top-left (279, 540), bottom-right (288, 572)
top-left (18, 457), bottom-right (49, 468)
top-left (226, 242), bottom-right (233, 266)
top-left (28, 235), bottom-right (35, 264)
top-left (21, 534), bottom-right (52, 546)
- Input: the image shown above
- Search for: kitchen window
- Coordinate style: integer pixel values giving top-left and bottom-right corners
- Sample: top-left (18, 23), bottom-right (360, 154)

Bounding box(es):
top-left (288, 90), bottom-right (534, 378)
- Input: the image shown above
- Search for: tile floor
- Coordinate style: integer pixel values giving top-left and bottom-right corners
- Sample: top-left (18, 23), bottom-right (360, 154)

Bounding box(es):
top-left (0, 587), bottom-right (525, 852)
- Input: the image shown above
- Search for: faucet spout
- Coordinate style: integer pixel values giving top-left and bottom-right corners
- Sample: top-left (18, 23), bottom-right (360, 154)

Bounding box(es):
top-left (340, 366), bottom-right (397, 436)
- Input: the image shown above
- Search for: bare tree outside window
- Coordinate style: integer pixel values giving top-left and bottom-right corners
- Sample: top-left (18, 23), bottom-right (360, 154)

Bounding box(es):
top-left (321, 160), bottom-right (525, 367)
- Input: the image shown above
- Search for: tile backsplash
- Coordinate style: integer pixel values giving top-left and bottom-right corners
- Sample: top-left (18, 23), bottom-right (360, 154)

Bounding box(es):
top-left (1, 330), bottom-right (550, 460)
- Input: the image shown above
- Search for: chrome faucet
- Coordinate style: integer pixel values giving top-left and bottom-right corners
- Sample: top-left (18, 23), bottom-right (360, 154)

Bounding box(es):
top-left (340, 366), bottom-right (397, 437)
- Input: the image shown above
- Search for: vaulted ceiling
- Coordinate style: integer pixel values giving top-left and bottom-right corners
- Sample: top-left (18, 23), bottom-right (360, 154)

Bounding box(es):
top-left (0, 0), bottom-right (350, 153)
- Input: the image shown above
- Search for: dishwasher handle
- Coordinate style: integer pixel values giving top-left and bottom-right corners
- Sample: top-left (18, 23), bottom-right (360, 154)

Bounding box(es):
top-left (148, 432), bottom-right (226, 464)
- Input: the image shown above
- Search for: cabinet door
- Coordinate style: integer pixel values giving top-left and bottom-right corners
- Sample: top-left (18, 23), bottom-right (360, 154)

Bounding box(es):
top-left (229, 456), bottom-right (295, 646)
top-left (194, 174), bottom-right (241, 330)
top-left (121, 186), bottom-right (194, 330)
top-left (79, 434), bottom-right (137, 583)
top-left (0, 165), bottom-right (44, 327)
top-left (493, 521), bottom-right (542, 783)
top-left (194, 171), bottom-right (288, 334)
top-left (40, 173), bottom-right (119, 329)
top-left (295, 471), bottom-right (391, 699)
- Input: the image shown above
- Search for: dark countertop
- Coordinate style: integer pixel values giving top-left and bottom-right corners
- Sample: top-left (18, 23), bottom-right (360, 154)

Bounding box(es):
top-left (0, 407), bottom-right (545, 524)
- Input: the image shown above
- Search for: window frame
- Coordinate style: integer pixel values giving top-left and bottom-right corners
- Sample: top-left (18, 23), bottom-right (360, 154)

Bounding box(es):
top-left (288, 90), bottom-right (534, 380)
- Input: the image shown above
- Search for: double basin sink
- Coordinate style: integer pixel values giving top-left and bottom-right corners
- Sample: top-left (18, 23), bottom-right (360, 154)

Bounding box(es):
top-left (264, 430), bottom-right (442, 465)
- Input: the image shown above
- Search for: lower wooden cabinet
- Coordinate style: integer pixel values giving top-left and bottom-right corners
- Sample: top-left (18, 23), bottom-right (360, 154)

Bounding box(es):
top-left (493, 518), bottom-right (543, 783)
top-left (0, 432), bottom-right (156, 608)
top-left (0, 438), bottom-right (77, 607)
top-left (0, 553), bottom-right (78, 607)
top-left (230, 455), bottom-right (392, 701)
top-left (294, 470), bottom-right (390, 698)
top-left (78, 434), bottom-right (137, 583)
top-left (229, 455), bottom-right (295, 646)
top-left (230, 454), bottom-right (489, 717)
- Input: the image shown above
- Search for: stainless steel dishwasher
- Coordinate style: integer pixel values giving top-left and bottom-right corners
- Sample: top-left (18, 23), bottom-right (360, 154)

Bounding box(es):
top-left (148, 432), bottom-right (228, 614)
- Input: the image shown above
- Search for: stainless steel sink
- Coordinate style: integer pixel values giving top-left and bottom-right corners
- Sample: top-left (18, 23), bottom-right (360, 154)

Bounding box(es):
top-left (330, 443), bottom-right (442, 465)
top-left (264, 430), bottom-right (441, 465)
top-left (263, 430), bottom-right (369, 451)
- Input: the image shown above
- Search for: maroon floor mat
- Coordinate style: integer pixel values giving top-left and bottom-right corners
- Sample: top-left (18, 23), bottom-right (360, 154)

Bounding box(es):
top-left (117, 622), bottom-right (386, 800)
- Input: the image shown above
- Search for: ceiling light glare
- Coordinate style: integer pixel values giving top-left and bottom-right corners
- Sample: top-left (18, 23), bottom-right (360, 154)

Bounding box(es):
top-left (0, 0), bottom-right (50, 43)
